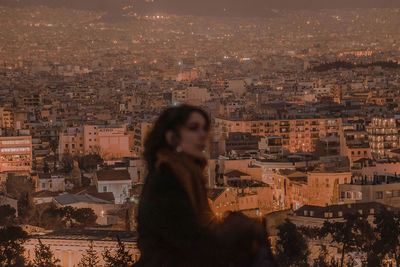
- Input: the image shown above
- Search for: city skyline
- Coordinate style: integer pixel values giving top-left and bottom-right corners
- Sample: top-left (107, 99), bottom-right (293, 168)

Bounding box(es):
top-left (2, 3), bottom-right (400, 266)
top-left (2, 0), bottom-right (400, 17)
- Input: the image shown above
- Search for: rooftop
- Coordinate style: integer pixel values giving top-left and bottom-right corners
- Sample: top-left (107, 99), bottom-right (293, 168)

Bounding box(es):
top-left (69, 185), bottom-right (115, 202)
top-left (54, 193), bottom-right (112, 205)
top-left (294, 202), bottom-right (396, 219)
top-left (96, 169), bottom-right (131, 181)
top-left (224, 169), bottom-right (250, 178)
top-left (208, 188), bottom-right (226, 201)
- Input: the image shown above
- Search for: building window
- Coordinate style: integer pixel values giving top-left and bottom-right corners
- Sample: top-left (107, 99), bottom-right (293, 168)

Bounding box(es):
top-left (340, 192), bottom-right (345, 199)
top-left (103, 186), bottom-right (107, 192)
top-left (376, 191), bottom-right (383, 199)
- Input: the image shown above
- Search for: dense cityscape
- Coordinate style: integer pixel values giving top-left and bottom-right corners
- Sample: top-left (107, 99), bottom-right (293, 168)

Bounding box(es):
top-left (2, 3), bottom-right (400, 266)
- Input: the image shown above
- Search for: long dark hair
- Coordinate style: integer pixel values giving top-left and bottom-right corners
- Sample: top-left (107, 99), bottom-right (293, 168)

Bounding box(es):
top-left (143, 105), bottom-right (210, 167)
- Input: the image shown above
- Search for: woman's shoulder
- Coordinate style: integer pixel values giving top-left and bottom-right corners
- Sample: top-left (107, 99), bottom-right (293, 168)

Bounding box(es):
top-left (143, 164), bottom-right (186, 196)
top-left (148, 162), bottom-right (180, 185)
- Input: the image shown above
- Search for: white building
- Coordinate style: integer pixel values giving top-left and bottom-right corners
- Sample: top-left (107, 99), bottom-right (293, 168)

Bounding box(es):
top-left (37, 173), bottom-right (65, 192)
top-left (93, 169), bottom-right (132, 204)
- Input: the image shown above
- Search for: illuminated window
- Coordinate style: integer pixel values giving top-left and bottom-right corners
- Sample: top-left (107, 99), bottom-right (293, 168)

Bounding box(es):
top-left (0, 147), bottom-right (30, 152)
top-left (1, 140), bottom-right (30, 145)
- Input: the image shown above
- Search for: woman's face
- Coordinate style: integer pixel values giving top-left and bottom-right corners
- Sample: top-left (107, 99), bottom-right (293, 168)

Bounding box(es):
top-left (178, 112), bottom-right (209, 159)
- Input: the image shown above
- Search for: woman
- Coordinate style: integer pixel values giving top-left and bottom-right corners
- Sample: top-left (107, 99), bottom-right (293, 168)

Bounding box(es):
top-left (135, 105), bottom-right (276, 267)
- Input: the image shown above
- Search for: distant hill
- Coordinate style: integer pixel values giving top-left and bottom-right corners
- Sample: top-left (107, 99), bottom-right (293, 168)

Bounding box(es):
top-left (137, 0), bottom-right (400, 16)
top-left (0, 0), bottom-right (133, 22)
top-left (0, 0), bottom-right (131, 11)
top-left (1, 0), bottom-right (400, 17)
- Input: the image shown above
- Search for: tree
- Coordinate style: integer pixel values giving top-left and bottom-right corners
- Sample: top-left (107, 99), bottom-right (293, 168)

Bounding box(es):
top-left (33, 239), bottom-right (60, 267)
top-left (36, 206), bottom-right (97, 229)
top-left (276, 219), bottom-right (310, 267)
top-left (6, 176), bottom-right (35, 198)
top-left (62, 153), bottom-right (74, 173)
top-left (59, 206), bottom-right (75, 226)
top-left (49, 140), bottom-right (58, 157)
top-left (38, 205), bottom-right (67, 230)
top-left (320, 213), bottom-right (373, 267)
top-left (373, 208), bottom-right (400, 267)
top-left (312, 246), bottom-right (338, 267)
top-left (43, 161), bottom-right (50, 173)
top-left (78, 154), bottom-right (103, 172)
top-left (0, 205), bottom-right (16, 226)
top-left (103, 236), bottom-right (135, 267)
top-left (78, 241), bottom-right (100, 267)
top-left (0, 226), bottom-right (30, 266)
top-left (17, 192), bottom-right (35, 221)
top-left (72, 208), bottom-right (97, 227)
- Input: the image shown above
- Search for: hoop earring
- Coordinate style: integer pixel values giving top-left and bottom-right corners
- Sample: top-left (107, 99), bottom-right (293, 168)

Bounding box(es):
top-left (176, 146), bottom-right (183, 153)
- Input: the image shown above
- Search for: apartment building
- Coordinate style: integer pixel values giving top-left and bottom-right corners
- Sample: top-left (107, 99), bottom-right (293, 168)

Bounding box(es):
top-left (215, 117), bottom-right (341, 153)
top-left (59, 125), bottom-right (130, 160)
top-left (367, 117), bottom-right (399, 159)
top-left (0, 135), bottom-right (32, 173)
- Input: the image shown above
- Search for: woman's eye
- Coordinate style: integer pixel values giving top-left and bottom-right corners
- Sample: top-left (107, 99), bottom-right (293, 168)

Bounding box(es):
top-left (188, 125), bottom-right (198, 131)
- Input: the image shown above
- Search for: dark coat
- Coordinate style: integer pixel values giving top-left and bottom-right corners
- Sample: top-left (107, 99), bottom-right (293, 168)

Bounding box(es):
top-left (135, 165), bottom-right (219, 266)
top-left (135, 151), bottom-right (277, 267)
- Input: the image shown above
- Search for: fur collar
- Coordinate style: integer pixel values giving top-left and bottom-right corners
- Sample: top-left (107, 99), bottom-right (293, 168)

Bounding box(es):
top-left (155, 149), bottom-right (216, 228)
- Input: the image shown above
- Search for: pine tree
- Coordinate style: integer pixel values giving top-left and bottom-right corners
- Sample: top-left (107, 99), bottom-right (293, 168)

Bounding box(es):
top-left (320, 213), bottom-right (373, 267)
top-left (78, 241), bottom-right (100, 267)
top-left (373, 208), bottom-right (400, 267)
top-left (103, 236), bottom-right (134, 267)
top-left (33, 239), bottom-right (60, 267)
top-left (312, 246), bottom-right (338, 267)
top-left (0, 226), bottom-right (31, 267)
top-left (276, 219), bottom-right (310, 267)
